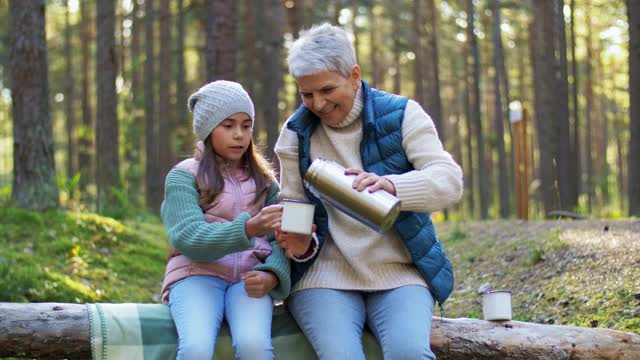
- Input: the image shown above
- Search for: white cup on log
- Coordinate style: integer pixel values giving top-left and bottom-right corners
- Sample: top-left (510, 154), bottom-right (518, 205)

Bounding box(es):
top-left (482, 290), bottom-right (512, 321)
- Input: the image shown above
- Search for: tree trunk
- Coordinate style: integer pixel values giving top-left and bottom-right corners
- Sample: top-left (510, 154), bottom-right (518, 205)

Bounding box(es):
top-left (491, 0), bottom-right (509, 218)
top-left (1, 303), bottom-right (639, 359)
top-left (555, 0), bottom-right (573, 211)
top-left (531, 0), bottom-right (560, 216)
top-left (413, 0), bottom-right (425, 107)
top-left (95, 0), bottom-right (120, 212)
top-left (368, 0), bottom-right (380, 88)
top-left (392, 6), bottom-right (401, 95)
top-left (174, 0), bottom-right (189, 159)
top-left (467, 0), bottom-right (488, 219)
top-left (9, 0), bottom-right (59, 211)
top-left (158, 0), bottom-right (173, 181)
top-left (206, 0), bottom-right (237, 81)
top-left (284, 0), bottom-right (305, 109)
top-left (261, 0), bottom-right (284, 162)
top-left (144, 0), bottom-right (161, 212)
top-left (65, 0), bottom-right (76, 181)
top-left (124, 0), bottom-right (143, 202)
top-left (596, 41), bottom-right (609, 204)
top-left (352, 0), bottom-right (360, 62)
top-left (585, 0), bottom-right (595, 212)
top-left (628, 0), bottom-right (640, 215)
top-left (78, 0), bottom-right (94, 192)
top-left (462, 51), bottom-right (476, 217)
top-left (570, 0), bottom-right (581, 209)
top-left (426, 0), bottom-right (443, 140)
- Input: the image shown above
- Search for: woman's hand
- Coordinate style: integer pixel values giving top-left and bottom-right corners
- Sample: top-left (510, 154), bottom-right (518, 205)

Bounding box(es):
top-left (245, 204), bottom-right (283, 239)
top-left (345, 168), bottom-right (396, 195)
top-left (242, 271), bottom-right (278, 298)
top-left (275, 224), bottom-right (317, 258)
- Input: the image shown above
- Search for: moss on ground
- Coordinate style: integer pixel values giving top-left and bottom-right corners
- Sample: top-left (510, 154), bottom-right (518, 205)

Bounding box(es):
top-left (0, 207), bottom-right (168, 303)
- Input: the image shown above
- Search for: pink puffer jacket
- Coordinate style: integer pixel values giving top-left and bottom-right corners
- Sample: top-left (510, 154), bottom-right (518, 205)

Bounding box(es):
top-left (160, 157), bottom-right (272, 304)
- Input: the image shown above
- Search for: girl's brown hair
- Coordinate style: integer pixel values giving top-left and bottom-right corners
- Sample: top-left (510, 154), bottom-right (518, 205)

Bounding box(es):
top-left (195, 134), bottom-right (276, 209)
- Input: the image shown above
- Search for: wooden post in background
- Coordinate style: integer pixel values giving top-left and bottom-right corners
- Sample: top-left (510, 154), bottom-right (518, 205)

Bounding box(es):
top-left (510, 102), bottom-right (530, 220)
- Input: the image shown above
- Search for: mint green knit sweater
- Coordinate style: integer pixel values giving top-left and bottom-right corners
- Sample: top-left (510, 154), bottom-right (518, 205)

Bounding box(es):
top-left (160, 167), bottom-right (291, 300)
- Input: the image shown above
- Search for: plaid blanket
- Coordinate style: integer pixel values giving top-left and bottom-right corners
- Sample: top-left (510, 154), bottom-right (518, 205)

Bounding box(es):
top-left (87, 303), bottom-right (383, 360)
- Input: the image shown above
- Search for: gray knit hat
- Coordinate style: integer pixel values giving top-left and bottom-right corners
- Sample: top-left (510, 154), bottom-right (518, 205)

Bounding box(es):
top-left (187, 80), bottom-right (255, 141)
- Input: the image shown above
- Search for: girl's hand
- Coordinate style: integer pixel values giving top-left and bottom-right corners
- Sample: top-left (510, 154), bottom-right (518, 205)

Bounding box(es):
top-left (242, 271), bottom-right (278, 298)
top-left (245, 204), bottom-right (283, 239)
top-left (275, 224), bottom-right (317, 258)
top-left (345, 168), bottom-right (396, 195)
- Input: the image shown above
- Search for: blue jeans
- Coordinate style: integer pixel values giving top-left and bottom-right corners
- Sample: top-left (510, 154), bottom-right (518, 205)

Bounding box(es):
top-left (169, 275), bottom-right (274, 360)
top-left (288, 286), bottom-right (436, 360)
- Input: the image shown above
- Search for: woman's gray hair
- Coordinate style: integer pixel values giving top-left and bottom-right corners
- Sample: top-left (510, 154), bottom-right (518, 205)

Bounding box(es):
top-left (287, 23), bottom-right (357, 78)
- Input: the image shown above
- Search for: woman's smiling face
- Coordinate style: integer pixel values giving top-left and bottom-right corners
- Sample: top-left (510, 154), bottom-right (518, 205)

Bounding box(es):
top-left (295, 66), bottom-right (361, 126)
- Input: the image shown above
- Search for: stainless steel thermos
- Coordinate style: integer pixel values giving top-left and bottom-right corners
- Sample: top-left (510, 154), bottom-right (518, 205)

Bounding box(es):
top-left (304, 158), bottom-right (401, 233)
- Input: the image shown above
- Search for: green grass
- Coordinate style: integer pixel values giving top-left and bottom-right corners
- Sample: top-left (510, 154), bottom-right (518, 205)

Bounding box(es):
top-left (0, 207), bottom-right (168, 303)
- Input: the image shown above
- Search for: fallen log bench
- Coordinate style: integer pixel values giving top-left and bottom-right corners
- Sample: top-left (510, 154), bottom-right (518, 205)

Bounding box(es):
top-left (1, 302), bottom-right (639, 359)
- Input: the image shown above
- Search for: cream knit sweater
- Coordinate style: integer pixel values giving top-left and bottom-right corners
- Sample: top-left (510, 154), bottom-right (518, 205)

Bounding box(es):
top-left (275, 88), bottom-right (463, 293)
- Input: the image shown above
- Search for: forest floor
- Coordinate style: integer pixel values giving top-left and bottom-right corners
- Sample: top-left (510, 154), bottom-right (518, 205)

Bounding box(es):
top-left (1, 206), bottom-right (639, 334)
top-left (437, 218), bottom-right (640, 334)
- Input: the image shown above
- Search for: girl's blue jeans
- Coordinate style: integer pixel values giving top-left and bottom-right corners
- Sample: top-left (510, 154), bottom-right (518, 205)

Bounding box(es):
top-left (169, 275), bottom-right (274, 360)
top-left (288, 285), bottom-right (436, 360)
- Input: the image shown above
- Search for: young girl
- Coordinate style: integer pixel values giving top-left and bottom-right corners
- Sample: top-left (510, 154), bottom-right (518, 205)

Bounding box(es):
top-left (160, 80), bottom-right (290, 360)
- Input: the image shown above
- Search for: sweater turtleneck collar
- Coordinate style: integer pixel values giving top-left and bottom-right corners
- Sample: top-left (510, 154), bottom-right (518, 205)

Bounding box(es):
top-left (327, 86), bottom-right (364, 129)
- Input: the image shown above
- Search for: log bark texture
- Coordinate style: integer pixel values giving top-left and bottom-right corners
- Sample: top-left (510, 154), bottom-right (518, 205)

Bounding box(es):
top-left (0, 302), bottom-right (90, 359)
top-left (1, 302), bottom-right (639, 359)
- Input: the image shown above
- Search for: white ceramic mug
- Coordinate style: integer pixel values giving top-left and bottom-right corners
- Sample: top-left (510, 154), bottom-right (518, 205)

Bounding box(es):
top-left (482, 290), bottom-right (512, 321)
top-left (280, 199), bottom-right (315, 235)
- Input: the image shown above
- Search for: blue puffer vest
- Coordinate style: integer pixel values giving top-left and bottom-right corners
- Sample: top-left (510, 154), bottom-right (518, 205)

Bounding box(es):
top-left (286, 80), bottom-right (454, 305)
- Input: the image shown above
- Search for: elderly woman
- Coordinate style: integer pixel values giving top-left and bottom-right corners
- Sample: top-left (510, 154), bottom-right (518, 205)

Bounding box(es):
top-left (274, 23), bottom-right (463, 359)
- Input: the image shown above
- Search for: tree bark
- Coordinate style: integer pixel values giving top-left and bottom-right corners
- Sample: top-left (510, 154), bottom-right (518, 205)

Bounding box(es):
top-left (491, 0), bottom-right (510, 219)
top-left (78, 0), bottom-right (94, 192)
top-left (144, 0), bottom-right (161, 212)
top-left (627, 0), bottom-right (640, 216)
top-left (531, 0), bottom-right (561, 215)
top-left (95, 0), bottom-right (121, 211)
top-left (261, 0), bottom-right (284, 162)
top-left (174, 0), bottom-right (189, 158)
top-left (570, 0), bottom-right (581, 209)
top-left (158, 0), bottom-right (173, 180)
top-left (413, 0), bottom-right (425, 107)
top-left (284, 0), bottom-right (304, 109)
top-left (206, 0), bottom-right (237, 81)
top-left (0, 303), bottom-right (90, 359)
top-left (352, 0), bottom-right (360, 62)
top-left (426, 0), bottom-right (443, 140)
top-left (65, 0), bottom-right (76, 181)
top-left (584, 0), bottom-right (595, 212)
top-left (1, 303), bottom-right (639, 360)
top-left (391, 5), bottom-right (401, 95)
top-left (461, 51), bottom-right (476, 217)
top-left (368, 0), bottom-right (380, 88)
top-left (9, 0), bottom-right (59, 211)
top-left (555, 0), bottom-right (573, 211)
top-left (467, 0), bottom-right (488, 219)
top-left (124, 0), bottom-right (143, 201)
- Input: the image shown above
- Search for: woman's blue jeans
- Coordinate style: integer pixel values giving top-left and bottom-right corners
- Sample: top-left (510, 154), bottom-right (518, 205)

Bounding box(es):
top-left (288, 285), bottom-right (436, 360)
top-left (169, 275), bottom-right (274, 360)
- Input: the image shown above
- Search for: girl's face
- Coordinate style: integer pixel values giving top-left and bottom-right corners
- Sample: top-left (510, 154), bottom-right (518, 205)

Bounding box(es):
top-left (210, 112), bottom-right (253, 162)
top-left (296, 66), bottom-right (361, 127)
